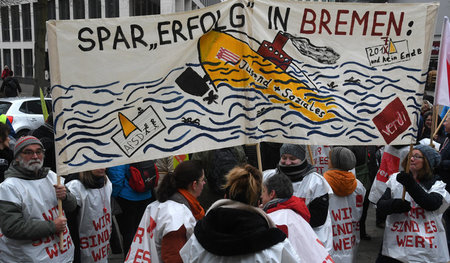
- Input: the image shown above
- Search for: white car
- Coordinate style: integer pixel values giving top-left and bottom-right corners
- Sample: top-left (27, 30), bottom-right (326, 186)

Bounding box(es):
top-left (0, 97), bottom-right (52, 138)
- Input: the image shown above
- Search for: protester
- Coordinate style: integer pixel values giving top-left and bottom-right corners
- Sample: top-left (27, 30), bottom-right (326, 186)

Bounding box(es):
top-left (418, 111), bottom-right (445, 144)
top-left (125, 160), bottom-right (205, 263)
top-left (65, 168), bottom-right (112, 263)
top-left (0, 136), bottom-right (76, 262)
top-left (180, 164), bottom-right (299, 262)
top-left (437, 115), bottom-right (450, 253)
top-left (324, 147), bottom-right (366, 263)
top-left (263, 143), bottom-right (333, 252)
top-left (376, 144), bottom-right (450, 262)
top-left (261, 172), bottom-right (332, 262)
top-left (1, 65), bottom-right (10, 80)
top-left (106, 164), bottom-right (153, 257)
top-left (0, 122), bottom-right (13, 182)
top-left (32, 112), bottom-right (56, 171)
top-left (0, 70), bottom-right (21, 97)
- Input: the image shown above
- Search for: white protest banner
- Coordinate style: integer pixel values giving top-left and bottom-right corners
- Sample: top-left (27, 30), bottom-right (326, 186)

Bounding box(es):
top-left (47, 0), bottom-right (439, 174)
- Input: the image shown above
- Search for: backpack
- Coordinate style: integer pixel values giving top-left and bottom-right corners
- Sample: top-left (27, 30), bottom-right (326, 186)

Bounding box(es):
top-left (128, 160), bottom-right (159, 193)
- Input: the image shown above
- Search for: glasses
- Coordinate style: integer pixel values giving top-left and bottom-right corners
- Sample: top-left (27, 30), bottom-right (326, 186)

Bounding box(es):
top-left (411, 155), bottom-right (424, 160)
top-left (21, 149), bottom-right (45, 157)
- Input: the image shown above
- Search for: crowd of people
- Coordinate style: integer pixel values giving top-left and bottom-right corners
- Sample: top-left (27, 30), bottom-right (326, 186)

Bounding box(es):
top-left (0, 98), bottom-right (449, 263)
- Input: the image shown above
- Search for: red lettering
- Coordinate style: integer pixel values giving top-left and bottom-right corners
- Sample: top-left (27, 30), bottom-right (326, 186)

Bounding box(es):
top-left (80, 237), bottom-right (89, 249)
top-left (335, 10), bottom-right (349, 35)
top-left (319, 9), bottom-right (332, 34)
top-left (42, 206), bottom-right (58, 221)
top-left (332, 236), bottom-right (356, 251)
top-left (424, 221), bottom-right (437, 234)
top-left (350, 11), bottom-right (369, 35)
top-left (387, 12), bottom-right (404, 36)
top-left (45, 244), bottom-right (59, 259)
top-left (323, 254), bottom-right (335, 263)
top-left (134, 227), bottom-right (145, 244)
top-left (300, 9), bottom-right (316, 34)
top-left (371, 11), bottom-right (386, 36)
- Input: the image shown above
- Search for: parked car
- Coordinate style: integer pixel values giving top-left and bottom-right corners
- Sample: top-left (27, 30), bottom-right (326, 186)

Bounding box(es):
top-left (0, 97), bottom-right (52, 138)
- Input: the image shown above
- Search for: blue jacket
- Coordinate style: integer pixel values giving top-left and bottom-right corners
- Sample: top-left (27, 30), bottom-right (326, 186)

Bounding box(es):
top-left (107, 164), bottom-right (152, 201)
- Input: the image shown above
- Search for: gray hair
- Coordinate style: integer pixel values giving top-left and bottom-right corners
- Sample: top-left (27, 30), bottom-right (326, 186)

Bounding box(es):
top-left (264, 172), bottom-right (293, 199)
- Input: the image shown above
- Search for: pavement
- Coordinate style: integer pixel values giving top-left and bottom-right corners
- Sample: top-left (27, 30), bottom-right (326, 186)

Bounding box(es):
top-left (17, 83), bottom-right (384, 262)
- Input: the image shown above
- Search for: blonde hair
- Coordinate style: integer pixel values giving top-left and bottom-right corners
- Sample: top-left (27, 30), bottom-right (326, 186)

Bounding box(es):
top-left (223, 164), bottom-right (262, 207)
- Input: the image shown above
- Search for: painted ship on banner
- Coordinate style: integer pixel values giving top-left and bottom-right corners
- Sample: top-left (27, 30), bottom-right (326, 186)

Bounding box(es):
top-left (196, 30), bottom-right (337, 123)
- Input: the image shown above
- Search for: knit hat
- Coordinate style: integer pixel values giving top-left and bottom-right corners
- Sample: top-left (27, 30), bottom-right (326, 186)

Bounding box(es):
top-left (14, 136), bottom-right (43, 157)
top-left (414, 144), bottom-right (441, 169)
top-left (280, 144), bottom-right (306, 161)
top-left (329, 147), bottom-right (356, 171)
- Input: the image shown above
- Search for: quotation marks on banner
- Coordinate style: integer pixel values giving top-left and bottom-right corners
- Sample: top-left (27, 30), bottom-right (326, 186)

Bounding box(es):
top-left (149, 43), bottom-right (158, 51)
top-left (407, 21), bottom-right (414, 36)
top-left (247, 1), bottom-right (254, 8)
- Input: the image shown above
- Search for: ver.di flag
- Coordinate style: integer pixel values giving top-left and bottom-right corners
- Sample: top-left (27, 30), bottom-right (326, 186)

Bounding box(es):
top-left (435, 16), bottom-right (450, 106)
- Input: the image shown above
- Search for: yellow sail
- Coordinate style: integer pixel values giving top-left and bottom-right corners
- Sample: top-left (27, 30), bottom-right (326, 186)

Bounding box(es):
top-left (118, 112), bottom-right (137, 138)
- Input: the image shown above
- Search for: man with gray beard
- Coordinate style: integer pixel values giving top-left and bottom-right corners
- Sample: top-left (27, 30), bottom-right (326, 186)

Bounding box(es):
top-left (0, 136), bottom-right (77, 263)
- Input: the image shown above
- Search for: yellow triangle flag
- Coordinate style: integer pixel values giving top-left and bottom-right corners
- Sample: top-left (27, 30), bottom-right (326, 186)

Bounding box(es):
top-left (389, 41), bottom-right (397, 53)
top-left (118, 112), bottom-right (137, 138)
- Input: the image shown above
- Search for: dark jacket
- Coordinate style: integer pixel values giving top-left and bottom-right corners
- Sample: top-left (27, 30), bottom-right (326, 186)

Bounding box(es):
top-left (194, 199), bottom-right (286, 256)
top-left (0, 164), bottom-right (77, 239)
top-left (437, 136), bottom-right (450, 192)
top-left (0, 76), bottom-right (21, 97)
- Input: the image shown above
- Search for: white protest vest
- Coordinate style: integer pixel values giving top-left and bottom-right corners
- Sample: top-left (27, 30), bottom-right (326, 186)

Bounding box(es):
top-left (382, 174), bottom-right (450, 263)
top-left (0, 171), bottom-right (74, 263)
top-left (125, 200), bottom-right (196, 263)
top-left (66, 178), bottom-right (112, 263)
top-left (264, 169), bottom-right (333, 253)
top-left (368, 145), bottom-right (409, 204)
top-left (180, 235), bottom-right (301, 263)
top-left (328, 180), bottom-right (366, 263)
top-left (268, 208), bottom-right (332, 263)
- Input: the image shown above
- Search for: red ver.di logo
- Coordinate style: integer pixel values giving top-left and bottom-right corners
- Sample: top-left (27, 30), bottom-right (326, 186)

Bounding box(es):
top-left (372, 97), bottom-right (411, 144)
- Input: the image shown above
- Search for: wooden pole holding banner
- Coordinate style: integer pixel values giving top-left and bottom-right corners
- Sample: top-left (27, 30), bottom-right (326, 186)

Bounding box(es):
top-left (429, 105), bottom-right (438, 148)
top-left (307, 145), bottom-right (315, 166)
top-left (256, 143), bottom-right (263, 173)
top-left (56, 175), bottom-right (64, 250)
top-left (433, 108), bottom-right (450, 138)
top-left (402, 144), bottom-right (414, 200)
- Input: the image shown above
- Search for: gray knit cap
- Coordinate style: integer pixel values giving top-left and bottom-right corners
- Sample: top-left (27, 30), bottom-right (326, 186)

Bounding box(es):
top-left (280, 144), bottom-right (306, 161)
top-left (14, 136), bottom-right (43, 157)
top-left (329, 147), bottom-right (356, 171)
top-left (414, 144), bottom-right (441, 169)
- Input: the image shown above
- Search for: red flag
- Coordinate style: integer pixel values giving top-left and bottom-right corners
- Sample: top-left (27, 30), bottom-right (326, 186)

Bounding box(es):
top-left (435, 16), bottom-right (450, 106)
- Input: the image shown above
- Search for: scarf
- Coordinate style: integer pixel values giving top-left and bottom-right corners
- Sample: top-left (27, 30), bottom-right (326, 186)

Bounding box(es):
top-left (278, 161), bottom-right (314, 182)
top-left (178, 188), bottom-right (205, 220)
top-left (324, 169), bottom-right (357, 197)
top-left (263, 196), bottom-right (310, 222)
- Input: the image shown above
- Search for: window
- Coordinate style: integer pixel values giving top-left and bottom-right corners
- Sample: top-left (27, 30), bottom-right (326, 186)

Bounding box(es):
top-left (24, 49), bottom-right (33, 77)
top-left (131, 0), bottom-right (160, 16)
top-left (3, 49), bottom-right (11, 70)
top-left (13, 49), bottom-right (22, 77)
top-left (0, 102), bottom-right (11, 114)
top-left (106, 0), bottom-right (119, 18)
top-left (89, 0), bottom-right (101, 18)
top-left (1, 7), bottom-right (10, 42)
top-left (59, 0), bottom-right (70, 20)
top-left (20, 100), bottom-right (44, 114)
top-left (22, 4), bottom-right (32, 41)
top-left (48, 0), bottom-right (56, 20)
top-left (73, 0), bottom-right (85, 19)
top-left (11, 6), bottom-right (20, 42)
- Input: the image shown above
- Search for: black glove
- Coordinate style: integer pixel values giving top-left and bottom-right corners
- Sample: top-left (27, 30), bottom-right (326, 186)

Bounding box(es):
top-left (391, 199), bottom-right (411, 213)
top-left (396, 171), bottom-right (415, 188)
